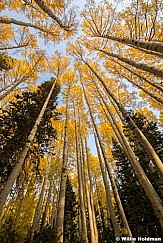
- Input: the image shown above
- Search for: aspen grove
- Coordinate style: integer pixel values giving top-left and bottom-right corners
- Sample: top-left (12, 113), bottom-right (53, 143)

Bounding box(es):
top-left (0, 0), bottom-right (163, 242)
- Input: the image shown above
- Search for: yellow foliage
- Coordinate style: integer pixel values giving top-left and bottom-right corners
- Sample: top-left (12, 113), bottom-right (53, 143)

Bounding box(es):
top-left (89, 154), bottom-right (101, 178)
top-left (49, 52), bottom-right (69, 77)
top-left (60, 69), bottom-right (77, 86)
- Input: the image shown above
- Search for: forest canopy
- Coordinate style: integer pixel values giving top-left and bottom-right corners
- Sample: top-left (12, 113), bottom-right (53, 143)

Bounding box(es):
top-left (0, 0), bottom-right (163, 242)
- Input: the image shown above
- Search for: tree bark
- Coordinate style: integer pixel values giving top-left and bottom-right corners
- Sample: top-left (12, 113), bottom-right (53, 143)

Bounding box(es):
top-left (73, 104), bottom-right (88, 243)
top-left (85, 139), bottom-right (99, 243)
top-left (117, 71), bottom-right (163, 106)
top-left (80, 79), bottom-right (120, 239)
top-left (56, 89), bottom-right (69, 243)
top-left (126, 44), bottom-right (163, 59)
top-left (31, 153), bottom-right (52, 241)
top-left (99, 49), bottom-right (163, 79)
top-left (100, 35), bottom-right (163, 55)
top-left (83, 60), bottom-right (163, 177)
top-left (94, 131), bottom-right (120, 240)
top-left (0, 56), bottom-right (43, 100)
top-left (111, 58), bottom-right (163, 93)
top-left (0, 80), bottom-right (56, 215)
top-left (33, 0), bottom-right (76, 31)
top-left (97, 86), bottom-right (163, 229)
top-left (0, 17), bottom-right (59, 36)
top-left (42, 179), bottom-right (53, 227)
top-left (79, 134), bottom-right (97, 243)
top-left (33, 0), bottom-right (64, 29)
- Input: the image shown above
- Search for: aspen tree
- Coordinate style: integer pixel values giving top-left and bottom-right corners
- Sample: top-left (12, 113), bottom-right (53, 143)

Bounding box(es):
top-left (123, 76), bottom-right (163, 105)
top-left (42, 179), bottom-right (53, 228)
top-left (55, 88), bottom-right (69, 243)
top-left (95, 84), bottom-right (163, 229)
top-left (108, 58), bottom-right (163, 93)
top-left (101, 36), bottom-right (163, 55)
top-left (0, 79), bottom-right (57, 215)
top-left (96, 107), bottom-right (133, 238)
top-left (30, 178), bottom-right (46, 241)
top-left (0, 53), bottom-right (45, 100)
top-left (30, 153), bottom-right (52, 241)
top-left (1, 0), bottom-right (77, 44)
top-left (99, 49), bottom-right (163, 79)
top-left (42, 141), bottom-right (63, 228)
top-left (51, 181), bottom-right (57, 229)
top-left (94, 132), bottom-right (119, 241)
top-left (82, 1), bottom-right (163, 54)
top-left (126, 45), bottom-right (163, 59)
top-left (0, 17), bottom-right (59, 37)
top-left (79, 128), bottom-right (97, 243)
top-left (73, 102), bottom-right (88, 243)
top-left (51, 135), bottom-right (65, 229)
top-left (33, 0), bottom-right (77, 31)
top-left (85, 139), bottom-right (99, 243)
top-left (111, 69), bottom-right (163, 105)
top-left (81, 60), bottom-right (163, 177)
top-left (94, 177), bottom-right (108, 236)
top-left (85, 85), bottom-right (133, 238)
top-left (13, 173), bottom-right (33, 230)
top-left (80, 78), bottom-right (121, 239)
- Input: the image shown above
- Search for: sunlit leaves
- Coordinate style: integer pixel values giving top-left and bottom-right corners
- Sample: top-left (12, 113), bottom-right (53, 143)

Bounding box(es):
top-left (48, 51), bottom-right (69, 77)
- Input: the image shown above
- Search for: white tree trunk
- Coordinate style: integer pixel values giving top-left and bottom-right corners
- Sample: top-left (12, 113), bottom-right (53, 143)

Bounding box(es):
top-left (83, 60), bottom-right (163, 177)
top-left (56, 90), bottom-right (69, 243)
top-left (0, 80), bottom-right (56, 214)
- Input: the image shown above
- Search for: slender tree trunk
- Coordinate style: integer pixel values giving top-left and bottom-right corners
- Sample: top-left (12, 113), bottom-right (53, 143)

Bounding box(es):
top-left (112, 58), bottom-right (163, 93)
top-left (78, 196), bottom-right (82, 241)
top-left (80, 134), bottom-right (96, 243)
top-left (94, 179), bottom-right (108, 235)
top-left (80, 79), bottom-right (120, 239)
top-left (0, 57), bottom-right (43, 100)
top-left (110, 60), bottom-right (163, 105)
top-left (99, 35), bottom-right (163, 55)
top-left (53, 183), bottom-right (59, 229)
top-left (33, 0), bottom-right (65, 29)
top-left (74, 105), bottom-right (88, 243)
top-left (97, 87), bottom-right (163, 228)
top-left (85, 139), bottom-right (99, 242)
top-left (119, 72), bottom-right (163, 105)
top-left (94, 131), bottom-right (120, 240)
top-left (51, 145), bottom-right (63, 229)
top-left (96, 98), bottom-right (133, 240)
top-left (56, 89), bottom-right (69, 243)
top-left (51, 181), bottom-right (57, 228)
top-left (30, 177), bottom-right (46, 242)
top-left (99, 49), bottom-right (163, 78)
top-left (0, 80), bottom-right (56, 215)
top-left (13, 174), bottom-right (33, 229)
top-left (83, 60), bottom-right (163, 177)
top-left (127, 44), bottom-right (163, 59)
top-left (42, 179), bottom-right (53, 227)
top-left (0, 17), bottom-right (58, 36)
top-left (110, 97), bottom-right (163, 196)
top-left (31, 154), bottom-right (52, 241)
top-left (0, 43), bottom-right (29, 51)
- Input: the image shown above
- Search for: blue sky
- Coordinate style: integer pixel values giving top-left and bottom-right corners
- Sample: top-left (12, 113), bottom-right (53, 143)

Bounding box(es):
top-left (0, 0), bottom-right (102, 155)
top-left (2, 0), bottom-right (152, 157)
